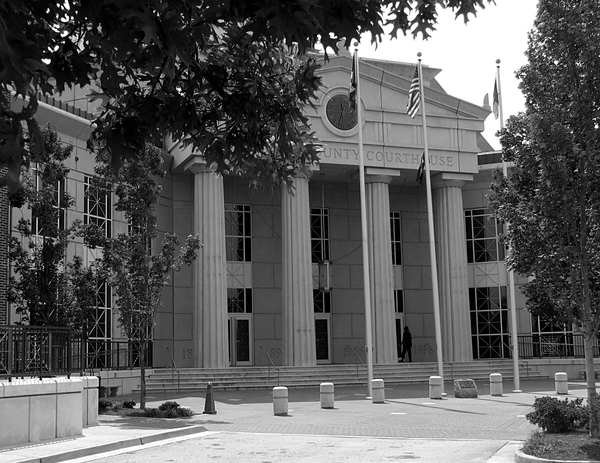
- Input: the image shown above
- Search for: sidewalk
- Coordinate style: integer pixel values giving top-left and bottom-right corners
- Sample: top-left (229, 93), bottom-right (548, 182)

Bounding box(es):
top-left (0, 378), bottom-right (588, 463)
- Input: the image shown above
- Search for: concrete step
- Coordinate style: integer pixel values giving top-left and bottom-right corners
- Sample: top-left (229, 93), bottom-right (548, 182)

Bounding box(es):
top-left (135, 360), bottom-right (540, 394)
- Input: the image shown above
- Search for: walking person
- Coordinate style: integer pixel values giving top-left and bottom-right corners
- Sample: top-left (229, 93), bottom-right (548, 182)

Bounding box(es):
top-left (400, 326), bottom-right (413, 362)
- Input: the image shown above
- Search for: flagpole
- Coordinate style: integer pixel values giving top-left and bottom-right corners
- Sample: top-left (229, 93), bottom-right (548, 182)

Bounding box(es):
top-left (496, 59), bottom-right (521, 393)
top-left (417, 53), bottom-right (444, 391)
top-left (354, 45), bottom-right (374, 398)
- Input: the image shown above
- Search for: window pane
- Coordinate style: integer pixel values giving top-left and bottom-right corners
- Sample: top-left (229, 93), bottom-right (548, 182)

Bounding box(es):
top-left (311, 208), bottom-right (330, 263)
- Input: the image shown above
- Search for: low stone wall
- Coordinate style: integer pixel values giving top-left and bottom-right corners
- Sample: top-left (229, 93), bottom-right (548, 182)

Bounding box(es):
top-left (95, 369), bottom-right (143, 397)
top-left (0, 376), bottom-right (98, 448)
top-left (525, 358), bottom-right (600, 380)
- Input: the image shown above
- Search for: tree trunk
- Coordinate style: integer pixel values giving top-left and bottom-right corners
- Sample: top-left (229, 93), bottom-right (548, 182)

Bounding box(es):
top-left (139, 342), bottom-right (146, 409)
top-left (584, 333), bottom-right (599, 437)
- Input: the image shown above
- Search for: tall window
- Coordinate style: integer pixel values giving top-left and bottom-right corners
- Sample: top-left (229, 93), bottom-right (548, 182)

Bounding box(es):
top-left (469, 286), bottom-right (509, 359)
top-left (87, 281), bottom-right (112, 368)
top-left (465, 209), bottom-right (504, 263)
top-left (311, 208), bottom-right (330, 263)
top-left (225, 204), bottom-right (252, 262)
top-left (84, 176), bottom-right (112, 238)
top-left (33, 170), bottom-right (65, 237)
top-left (390, 212), bottom-right (402, 265)
top-left (84, 177), bottom-right (112, 367)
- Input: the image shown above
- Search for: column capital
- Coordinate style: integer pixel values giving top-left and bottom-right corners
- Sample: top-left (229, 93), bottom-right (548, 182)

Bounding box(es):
top-left (184, 156), bottom-right (213, 175)
top-left (365, 167), bottom-right (401, 185)
top-left (431, 172), bottom-right (473, 190)
top-left (293, 164), bottom-right (318, 181)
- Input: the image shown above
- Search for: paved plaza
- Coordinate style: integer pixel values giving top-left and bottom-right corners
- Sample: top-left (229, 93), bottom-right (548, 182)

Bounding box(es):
top-left (0, 377), bottom-right (589, 462)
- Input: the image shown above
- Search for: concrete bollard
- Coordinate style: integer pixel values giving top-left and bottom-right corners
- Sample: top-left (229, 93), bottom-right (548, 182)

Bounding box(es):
top-left (320, 382), bottom-right (334, 409)
top-left (429, 376), bottom-right (443, 399)
top-left (489, 373), bottom-right (503, 396)
top-left (555, 372), bottom-right (568, 395)
top-left (372, 379), bottom-right (385, 403)
top-left (273, 386), bottom-right (289, 415)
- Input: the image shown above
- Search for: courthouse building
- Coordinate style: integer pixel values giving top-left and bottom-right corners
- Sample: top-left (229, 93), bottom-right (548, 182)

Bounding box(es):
top-left (8, 49), bottom-right (561, 370)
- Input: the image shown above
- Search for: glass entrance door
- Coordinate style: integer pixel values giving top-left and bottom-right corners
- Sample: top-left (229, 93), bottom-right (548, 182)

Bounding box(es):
top-left (315, 316), bottom-right (331, 364)
top-left (228, 316), bottom-right (252, 366)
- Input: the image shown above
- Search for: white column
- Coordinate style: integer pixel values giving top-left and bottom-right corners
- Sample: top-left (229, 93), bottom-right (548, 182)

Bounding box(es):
top-left (281, 172), bottom-right (316, 366)
top-left (432, 173), bottom-right (473, 362)
top-left (365, 172), bottom-right (397, 365)
top-left (185, 157), bottom-right (229, 368)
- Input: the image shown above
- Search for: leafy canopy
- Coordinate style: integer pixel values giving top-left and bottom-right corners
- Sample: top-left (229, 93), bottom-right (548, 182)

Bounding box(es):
top-left (0, 0), bottom-right (494, 192)
top-left (490, 0), bottom-right (600, 330)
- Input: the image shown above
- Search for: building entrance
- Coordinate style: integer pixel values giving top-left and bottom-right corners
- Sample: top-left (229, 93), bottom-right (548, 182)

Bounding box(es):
top-left (228, 315), bottom-right (252, 366)
top-left (315, 315), bottom-right (331, 364)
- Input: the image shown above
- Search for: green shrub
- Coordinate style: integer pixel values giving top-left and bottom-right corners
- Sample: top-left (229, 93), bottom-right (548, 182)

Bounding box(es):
top-left (158, 401), bottom-right (180, 412)
top-left (526, 396), bottom-right (588, 433)
top-left (143, 401), bottom-right (193, 418)
top-left (144, 407), bottom-right (159, 417)
top-left (98, 399), bottom-right (113, 411)
top-left (122, 400), bottom-right (136, 409)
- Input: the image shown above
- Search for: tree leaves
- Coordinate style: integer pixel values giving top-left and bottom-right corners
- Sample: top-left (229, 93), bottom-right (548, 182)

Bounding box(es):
top-left (0, 0), bottom-right (494, 192)
top-left (489, 0), bottom-right (600, 343)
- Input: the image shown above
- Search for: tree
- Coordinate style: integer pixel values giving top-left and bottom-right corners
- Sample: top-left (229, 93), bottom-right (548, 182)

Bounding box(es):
top-left (0, 0), bottom-right (495, 192)
top-left (90, 144), bottom-right (200, 408)
top-left (489, 0), bottom-right (600, 437)
top-left (8, 125), bottom-right (92, 327)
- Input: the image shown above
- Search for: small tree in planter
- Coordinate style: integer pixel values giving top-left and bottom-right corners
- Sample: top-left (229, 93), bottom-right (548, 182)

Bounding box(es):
top-left (89, 144), bottom-right (200, 408)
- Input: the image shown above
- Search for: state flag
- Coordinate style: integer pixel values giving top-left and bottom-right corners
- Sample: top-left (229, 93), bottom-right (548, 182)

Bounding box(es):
top-left (349, 53), bottom-right (358, 113)
top-left (493, 80), bottom-right (499, 119)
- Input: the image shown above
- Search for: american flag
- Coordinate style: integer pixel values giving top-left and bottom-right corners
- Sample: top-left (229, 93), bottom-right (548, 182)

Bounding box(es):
top-left (492, 79), bottom-right (499, 119)
top-left (349, 53), bottom-right (357, 113)
top-left (407, 67), bottom-right (420, 118)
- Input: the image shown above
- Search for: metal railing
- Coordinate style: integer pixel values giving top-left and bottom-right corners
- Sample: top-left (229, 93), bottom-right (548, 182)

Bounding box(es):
top-left (165, 347), bottom-right (180, 392)
top-left (345, 345), bottom-right (367, 379)
top-left (0, 325), bottom-right (152, 379)
top-left (260, 346), bottom-right (280, 385)
top-left (517, 334), bottom-right (600, 359)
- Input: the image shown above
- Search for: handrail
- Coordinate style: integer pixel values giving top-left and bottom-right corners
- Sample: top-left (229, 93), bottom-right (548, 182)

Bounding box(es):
top-left (260, 346), bottom-right (279, 386)
top-left (345, 345), bottom-right (366, 378)
top-left (442, 357), bottom-right (454, 381)
top-left (166, 347), bottom-right (180, 392)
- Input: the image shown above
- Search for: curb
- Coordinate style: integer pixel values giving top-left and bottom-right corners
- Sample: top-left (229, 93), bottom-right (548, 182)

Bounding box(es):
top-left (16, 425), bottom-right (208, 463)
top-left (515, 448), bottom-right (600, 463)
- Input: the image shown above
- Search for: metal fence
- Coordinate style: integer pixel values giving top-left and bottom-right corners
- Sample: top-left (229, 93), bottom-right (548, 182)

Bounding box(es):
top-left (518, 334), bottom-right (600, 359)
top-left (0, 325), bottom-right (152, 379)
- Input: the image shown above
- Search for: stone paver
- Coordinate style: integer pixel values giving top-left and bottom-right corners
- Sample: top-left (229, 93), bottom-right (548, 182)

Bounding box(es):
top-left (0, 378), bottom-right (590, 463)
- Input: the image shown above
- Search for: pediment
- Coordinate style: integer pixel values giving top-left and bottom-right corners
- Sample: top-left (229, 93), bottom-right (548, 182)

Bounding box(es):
top-left (312, 54), bottom-right (489, 120)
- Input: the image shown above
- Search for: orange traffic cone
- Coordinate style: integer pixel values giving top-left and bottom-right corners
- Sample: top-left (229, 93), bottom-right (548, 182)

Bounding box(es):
top-left (203, 382), bottom-right (217, 414)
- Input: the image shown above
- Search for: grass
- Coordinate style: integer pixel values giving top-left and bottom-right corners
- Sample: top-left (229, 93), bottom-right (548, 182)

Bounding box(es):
top-left (522, 430), bottom-right (600, 461)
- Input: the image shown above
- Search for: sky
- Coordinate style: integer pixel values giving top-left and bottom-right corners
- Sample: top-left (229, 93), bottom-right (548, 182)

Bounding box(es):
top-left (355, 0), bottom-right (540, 150)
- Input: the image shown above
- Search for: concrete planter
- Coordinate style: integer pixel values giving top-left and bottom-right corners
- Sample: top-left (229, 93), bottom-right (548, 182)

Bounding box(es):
top-left (0, 376), bottom-right (98, 448)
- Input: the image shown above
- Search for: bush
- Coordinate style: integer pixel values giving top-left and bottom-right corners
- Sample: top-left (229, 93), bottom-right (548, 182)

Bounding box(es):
top-left (122, 400), bottom-right (136, 409)
top-left (143, 401), bottom-right (193, 418)
top-left (144, 407), bottom-right (159, 417)
top-left (526, 396), bottom-right (588, 433)
top-left (158, 401), bottom-right (181, 412)
top-left (98, 399), bottom-right (113, 412)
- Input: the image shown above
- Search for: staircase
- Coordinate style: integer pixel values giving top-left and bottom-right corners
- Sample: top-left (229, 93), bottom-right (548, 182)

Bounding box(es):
top-left (139, 360), bottom-right (542, 394)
